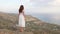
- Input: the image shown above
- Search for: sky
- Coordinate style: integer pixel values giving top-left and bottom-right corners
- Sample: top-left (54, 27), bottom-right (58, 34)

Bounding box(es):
top-left (0, 0), bottom-right (60, 25)
top-left (0, 0), bottom-right (60, 14)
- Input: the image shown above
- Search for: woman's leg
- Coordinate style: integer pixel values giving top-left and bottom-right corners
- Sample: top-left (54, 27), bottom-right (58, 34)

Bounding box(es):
top-left (20, 27), bottom-right (24, 32)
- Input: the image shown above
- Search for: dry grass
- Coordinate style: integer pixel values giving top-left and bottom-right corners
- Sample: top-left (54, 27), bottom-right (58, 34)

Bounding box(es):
top-left (0, 12), bottom-right (60, 34)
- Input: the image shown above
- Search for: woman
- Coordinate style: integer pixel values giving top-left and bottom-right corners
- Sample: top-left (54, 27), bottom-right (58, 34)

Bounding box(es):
top-left (18, 5), bottom-right (25, 32)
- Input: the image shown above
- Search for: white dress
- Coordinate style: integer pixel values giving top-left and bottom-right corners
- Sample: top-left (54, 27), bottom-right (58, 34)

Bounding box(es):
top-left (18, 13), bottom-right (25, 27)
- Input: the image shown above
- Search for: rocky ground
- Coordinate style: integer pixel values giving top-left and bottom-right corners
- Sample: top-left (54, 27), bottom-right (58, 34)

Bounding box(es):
top-left (0, 12), bottom-right (60, 34)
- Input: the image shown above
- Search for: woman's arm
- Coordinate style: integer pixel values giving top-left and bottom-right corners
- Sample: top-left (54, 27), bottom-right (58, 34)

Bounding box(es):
top-left (23, 11), bottom-right (25, 20)
top-left (23, 11), bottom-right (25, 17)
top-left (19, 12), bottom-right (20, 15)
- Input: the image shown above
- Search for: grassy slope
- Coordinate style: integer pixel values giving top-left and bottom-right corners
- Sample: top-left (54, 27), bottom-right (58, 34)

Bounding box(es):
top-left (0, 12), bottom-right (60, 34)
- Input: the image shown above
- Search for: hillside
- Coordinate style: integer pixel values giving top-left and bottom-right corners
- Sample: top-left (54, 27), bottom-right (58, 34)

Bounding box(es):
top-left (0, 12), bottom-right (60, 34)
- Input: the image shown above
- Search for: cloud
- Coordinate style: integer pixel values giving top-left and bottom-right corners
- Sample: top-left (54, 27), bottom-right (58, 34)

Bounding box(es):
top-left (0, 0), bottom-right (19, 13)
top-left (27, 0), bottom-right (60, 14)
top-left (0, 0), bottom-right (60, 14)
top-left (0, 0), bottom-right (32, 13)
top-left (30, 0), bottom-right (53, 6)
top-left (48, 0), bottom-right (60, 6)
top-left (30, 0), bottom-right (60, 6)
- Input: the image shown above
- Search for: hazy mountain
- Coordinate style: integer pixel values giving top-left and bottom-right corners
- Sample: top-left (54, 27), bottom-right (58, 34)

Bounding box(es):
top-left (0, 12), bottom-right (60, 34)
top-left (32, 13), bottom-right (60, 25)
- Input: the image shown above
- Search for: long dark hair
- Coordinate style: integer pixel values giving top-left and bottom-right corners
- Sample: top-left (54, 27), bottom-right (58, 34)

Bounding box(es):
top-left (19, 5), bottom-right (24, 13)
